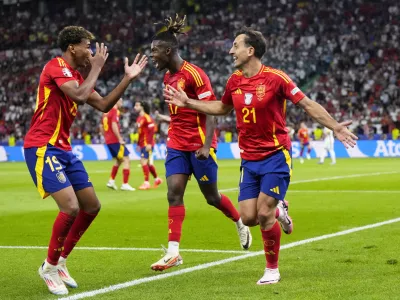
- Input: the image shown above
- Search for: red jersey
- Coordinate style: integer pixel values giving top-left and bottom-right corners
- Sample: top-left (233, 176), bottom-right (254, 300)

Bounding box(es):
top-left (136, 113), bottom-right (155, 147)
top-left (24, 57), bottom-right (84, 151)
top-left (102, 107), bottom-right (121, 144)
top-left (221, 66), bottom-right (306, 161)
top-left (298, 128), bottom-right (310, 144)
top-left (164, 61), bottom-right (217, 151)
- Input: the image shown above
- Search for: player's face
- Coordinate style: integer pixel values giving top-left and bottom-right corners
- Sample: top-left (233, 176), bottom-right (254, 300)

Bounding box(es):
top-left (150, 40), bottom-right (169, 71)
top-left (229, 34), bottom-right (252, 69)
top-left (134, 102), bottom-right (143, 113)
top-left (71, 39), bottom-right (92, 68)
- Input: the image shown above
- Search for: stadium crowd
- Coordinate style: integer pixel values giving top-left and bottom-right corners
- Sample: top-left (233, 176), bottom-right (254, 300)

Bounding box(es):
top-left (0, 0), bottom-right (399, 145)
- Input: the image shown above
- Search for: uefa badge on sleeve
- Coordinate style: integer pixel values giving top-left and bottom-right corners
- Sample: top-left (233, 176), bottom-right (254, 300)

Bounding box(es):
top-left (244, 93), bottom-right (253, 105)
top-left (56, 171), bottom-right (67, 184)
top-left (62, 67), bottom-right (73, 78)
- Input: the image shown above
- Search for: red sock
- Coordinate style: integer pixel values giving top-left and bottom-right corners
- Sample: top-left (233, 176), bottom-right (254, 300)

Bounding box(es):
top-left (61, 210), bottom-right (98, 259)
top-left (216, 194), bottom-right (240, 222)
top-left (110, 165), bottom-right (119, 180)
top-left (47, 212), bottom-right (76, 265)
top-left (142, 165), bottom-right (149, 181)
top-left (149, 164), bottom-right (158, 178)
top-left (168, 205), bottom-right (185, 242)
top-left (122, 169), bottom-right (130, 184)
top-left (261, 221), bottom-right (281, 269)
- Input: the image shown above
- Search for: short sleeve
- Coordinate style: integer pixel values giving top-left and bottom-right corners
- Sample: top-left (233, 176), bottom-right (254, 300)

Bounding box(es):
top-left (193, 71), bottom-right (216, 101)
top-left (273, 71), bottom-right (305, 104)
top-left (221, 76), bottom-right (234, 105)
top-left (46, 62), bottom-right (78, 88)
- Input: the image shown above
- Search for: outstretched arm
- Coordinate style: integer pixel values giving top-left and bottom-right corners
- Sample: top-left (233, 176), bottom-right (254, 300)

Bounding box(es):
top-left (87, 54), bottom-right (148, 112)
top-left (297, 96), bottom-right (358, 148)
top-left (164, 85), bottom-right (233, 115)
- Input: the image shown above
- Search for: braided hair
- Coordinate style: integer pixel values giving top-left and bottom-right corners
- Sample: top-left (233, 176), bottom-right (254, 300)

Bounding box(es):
top-left (153, 14), bottom-right (187, 50)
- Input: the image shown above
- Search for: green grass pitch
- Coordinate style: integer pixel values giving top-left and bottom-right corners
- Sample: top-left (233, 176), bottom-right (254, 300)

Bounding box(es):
top-left (0, 158), bottom-right (399, 299)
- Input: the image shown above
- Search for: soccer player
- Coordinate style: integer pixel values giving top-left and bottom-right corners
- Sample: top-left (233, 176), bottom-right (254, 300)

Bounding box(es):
top-left (164, 27), bottom-right (357, 284)
top-left (134, 100), bottom-right (163, 189)
top-left (23, 26), bottom-right (147, 295)
top-left (298, 122), bottom-right (312, 164)
top-left (149, 15), bottom-right (262, 271)
top-left (102, 98), bottom-right (135, 191)
top-left (319, 127), bottom-right (336, 165)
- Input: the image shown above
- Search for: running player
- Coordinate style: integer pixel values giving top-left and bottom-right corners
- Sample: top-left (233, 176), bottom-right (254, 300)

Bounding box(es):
top-left (298, 122), bottom-right (312, 163)
top-left (102, 98), bottom-right (135, 191)
top-left (164, 26), bottom-right (357, 284)
top-left (134, 100), bottom-right (163, 189)
top-left (23, 26), bottom-right (147, 295)
top-left (149, 15), bottom-right (258, 271)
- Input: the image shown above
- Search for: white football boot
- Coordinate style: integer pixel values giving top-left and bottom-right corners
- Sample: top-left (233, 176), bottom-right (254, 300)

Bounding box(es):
top-left (57, 256), bottom-right (78, 288)
top-left (106, 180), bottom-right (118, 190)
top-left (257, 268), bottom-right (281, 285)
top-left (151, 245), bottom-right (183, 271)
top-left (120, 183), bottom-right (136, 191)
top-left (236, 220), bottom-right (252, 250)
top-left (277, 200), bottom-right (293, 234)
top-left (38, 260), bottom-right (68, 295)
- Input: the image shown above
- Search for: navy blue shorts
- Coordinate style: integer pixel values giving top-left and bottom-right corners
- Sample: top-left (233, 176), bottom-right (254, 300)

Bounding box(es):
top-left (165, 147), bottom-right (218, 184)
top-left (24, 145), bottom-right (93, 199)
top-left (301, 142), bottom-right (310, 147)
top-left (140, 147), bottom-right (154, 164)
top-left (107, 143), bottom-right (130, 159)
top-left (238, 148), bottom-right (292, 201)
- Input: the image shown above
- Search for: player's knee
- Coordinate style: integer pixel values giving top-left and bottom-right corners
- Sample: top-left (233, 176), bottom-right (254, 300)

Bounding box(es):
top-left (167, 191), bottom-right (183, 206)
top-left (62, 202), bottom-right (80, 216)
top-left (86, 202), bottom-right (101, 214)
top-left (257, 209), bottom-right (276, 227)
top-left (241, 214), bottom-right (258, 227)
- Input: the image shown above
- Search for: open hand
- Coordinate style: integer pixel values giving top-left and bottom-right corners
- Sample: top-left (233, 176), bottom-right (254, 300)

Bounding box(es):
top-left (163, 85), bottom-right (189, 107)
top-left (125, 54), bottom-right (148, 81)
top-left (333, 120), bottom-right (358, 148)
top-left (89, 42), bottom-right (109, 70)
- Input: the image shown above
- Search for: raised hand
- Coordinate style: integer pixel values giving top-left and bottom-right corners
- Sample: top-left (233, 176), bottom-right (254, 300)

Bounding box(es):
top-left (333, 120), bottom-right (358, 148)
top-left (89, 42), bottom-right (109, 69)
top-left (124, 54), bottom-right (148, 81)
top-left (163, 85), bottom-right (189, 107)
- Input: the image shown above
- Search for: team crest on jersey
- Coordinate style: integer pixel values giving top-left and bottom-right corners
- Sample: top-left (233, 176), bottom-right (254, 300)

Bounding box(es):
top-left (244, 93), bottom-right (253, 105)
top-left (256, 84), bottom-right (266, 100)
top-left (56, 172), bottom-right (67, 184)
top-left (178, 78), bottom-right (185, 89)
top-left (62, 67), bottom-right (73, 78)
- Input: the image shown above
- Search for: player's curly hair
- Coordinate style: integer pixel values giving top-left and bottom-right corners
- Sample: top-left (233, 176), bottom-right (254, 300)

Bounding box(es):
top-left (153, 14), bottom-right (187, 50)
top-left (235, 27), bottom-right (267, 59)
top-left (57, 26), bottom-right (95, 52)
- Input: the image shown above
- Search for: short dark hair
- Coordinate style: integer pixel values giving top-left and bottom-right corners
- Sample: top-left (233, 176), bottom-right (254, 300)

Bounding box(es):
top-left (152, 14), bottom-right (186, 50)
top-left (235, 27), bottom-right (267, 59)
top-left (57, 26), bottom-right (95, 52)
top-left (139, 101), bottom-right (150, 114)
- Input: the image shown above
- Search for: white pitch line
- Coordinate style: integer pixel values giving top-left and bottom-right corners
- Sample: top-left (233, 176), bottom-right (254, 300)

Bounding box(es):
top-left (218, 171), bottom-right (400, 193)
top-left (0, 246), bottom-right (246, 254)
top-left (289, 190), bottom-right (400, 193)
top-left (58, 217), bottom-right (400, 300)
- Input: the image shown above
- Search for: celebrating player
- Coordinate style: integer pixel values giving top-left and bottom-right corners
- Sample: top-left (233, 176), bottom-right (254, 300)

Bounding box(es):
top-left (102, 98), bottom-right (135, 191)
top-left (134, 100), bottom-right (163, 189)
top-left (298, 122), bottom-right (312, 163)
top-left (319, 127), bottom-right (336, 165)
top-left (23, 26), bottom-right (147, 295)
top-left (164, 26), bottom-right (357, 284)
top-left (149, 15), bottom-right (258, 271)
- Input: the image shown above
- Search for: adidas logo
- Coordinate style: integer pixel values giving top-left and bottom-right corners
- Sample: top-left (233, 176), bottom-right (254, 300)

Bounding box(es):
top-left (265, 250), bottom-right (276, 255)
top-left (199, 175), bottom-right (209, 182)
top-left (270, 186), bottom-right (280, 194)
top-left (233, 88), bottom-right (242, 94)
